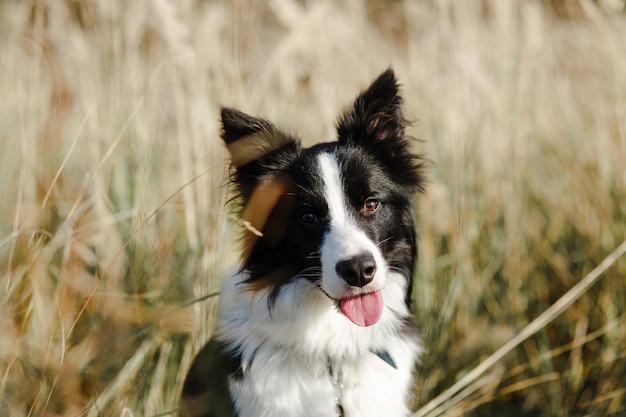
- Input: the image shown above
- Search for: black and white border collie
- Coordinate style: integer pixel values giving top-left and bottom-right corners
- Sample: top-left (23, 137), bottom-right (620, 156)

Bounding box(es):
top-left (181, 69), bottom-right (425, 417)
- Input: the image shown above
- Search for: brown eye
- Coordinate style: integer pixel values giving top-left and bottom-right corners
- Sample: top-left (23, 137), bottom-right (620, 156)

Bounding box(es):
top-left (361, 198), bottom-right (380, 215)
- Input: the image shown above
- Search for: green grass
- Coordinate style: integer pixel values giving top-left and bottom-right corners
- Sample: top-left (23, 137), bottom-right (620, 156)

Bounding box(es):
top-left (1, 1), bottom-right (625, 416)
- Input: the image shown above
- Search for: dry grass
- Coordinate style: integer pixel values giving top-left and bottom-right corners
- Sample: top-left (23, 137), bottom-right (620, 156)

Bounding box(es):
top-left (1, 1), bottom-right (625, 416)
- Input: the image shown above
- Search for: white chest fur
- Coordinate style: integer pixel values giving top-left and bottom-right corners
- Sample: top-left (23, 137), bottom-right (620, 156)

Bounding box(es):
top-left (216, 271), bottom-right (421, 417)
top-left (229, 339), bottom-right (417, 417)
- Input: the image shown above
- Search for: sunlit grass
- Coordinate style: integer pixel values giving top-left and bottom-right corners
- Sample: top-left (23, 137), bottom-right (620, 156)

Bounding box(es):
top-left (1, 1), bottom-right (625, 416)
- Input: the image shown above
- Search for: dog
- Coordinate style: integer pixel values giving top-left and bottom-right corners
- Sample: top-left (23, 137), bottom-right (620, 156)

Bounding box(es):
top-left (181, 69), bottom-right (425, 417)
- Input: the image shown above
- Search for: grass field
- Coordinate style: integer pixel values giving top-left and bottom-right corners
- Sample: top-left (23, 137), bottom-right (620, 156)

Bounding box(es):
top-left (1, 1), bottom-right (625, 416)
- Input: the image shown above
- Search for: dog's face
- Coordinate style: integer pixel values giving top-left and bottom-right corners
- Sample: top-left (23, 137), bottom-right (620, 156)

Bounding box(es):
top-left (222, 70), bottom-right (423, 327)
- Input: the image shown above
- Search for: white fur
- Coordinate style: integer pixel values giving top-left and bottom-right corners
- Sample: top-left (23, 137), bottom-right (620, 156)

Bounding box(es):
top-left (318, 152), bottom-right (388, 298)
top-left (215, 152), bottom-right (421, 417)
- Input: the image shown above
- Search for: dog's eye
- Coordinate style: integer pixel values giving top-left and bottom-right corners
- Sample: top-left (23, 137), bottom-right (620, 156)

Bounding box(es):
top-left (361, 198), bottom-right (380, 215)
top-left (299, 210), bottom-right (318, 224)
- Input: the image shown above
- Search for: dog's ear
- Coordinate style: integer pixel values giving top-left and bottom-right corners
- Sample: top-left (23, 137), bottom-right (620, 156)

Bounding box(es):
top-left (221, 108), bottom-right (300, 195)
top-left (221, 107), bottom-right (300, 170)
top-left (220, 108), bottom-right (300, 257)
top-left (337, 69), bottom-right (424, 191)
top-left (337, 69), bottom-right (404, 146)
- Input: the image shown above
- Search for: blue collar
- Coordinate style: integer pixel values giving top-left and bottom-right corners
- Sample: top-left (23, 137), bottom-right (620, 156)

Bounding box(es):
top-left (371, 349), bottom-right (398, 369)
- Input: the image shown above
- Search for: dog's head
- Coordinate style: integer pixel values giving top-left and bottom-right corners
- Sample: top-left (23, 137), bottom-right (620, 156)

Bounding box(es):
top-left (222, 69), bottom-right (424, 327)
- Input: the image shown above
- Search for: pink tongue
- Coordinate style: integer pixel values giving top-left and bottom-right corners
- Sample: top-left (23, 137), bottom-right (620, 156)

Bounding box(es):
top-left (339, 291), bottom-right (384, 327)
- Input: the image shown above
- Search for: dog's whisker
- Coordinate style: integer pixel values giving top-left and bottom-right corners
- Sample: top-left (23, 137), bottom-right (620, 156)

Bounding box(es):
top-left (297, 271), bottom-right (322, 276)
top-left (295, 183), bottom-right (314, 194)
top-left (295, 266), bottom-right (323, 279)
top-left (297, 273), bottom-right (322, 278)
top-left (388, 265), bottom-right (410, 279)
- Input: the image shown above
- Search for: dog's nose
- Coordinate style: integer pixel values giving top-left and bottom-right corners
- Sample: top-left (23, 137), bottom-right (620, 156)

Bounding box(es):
top-left (335, 254), bottom-right (377, 287)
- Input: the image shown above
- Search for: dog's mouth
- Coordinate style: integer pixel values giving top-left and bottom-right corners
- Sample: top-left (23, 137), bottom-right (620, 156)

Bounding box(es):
top-left (338, 290), bottom-right (383, 327)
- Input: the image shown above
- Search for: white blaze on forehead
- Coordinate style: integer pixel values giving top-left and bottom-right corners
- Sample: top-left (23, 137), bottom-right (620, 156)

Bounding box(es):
top-left (317, 152), bottom-right (349, 226)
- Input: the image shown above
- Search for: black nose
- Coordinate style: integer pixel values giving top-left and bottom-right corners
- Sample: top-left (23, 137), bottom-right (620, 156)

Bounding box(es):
top-left (335, 254), bottom-right (377, 287)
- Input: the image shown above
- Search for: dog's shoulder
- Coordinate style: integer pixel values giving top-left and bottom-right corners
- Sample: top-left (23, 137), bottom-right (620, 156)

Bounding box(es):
top-left (180, 340), bottom-right (241, 417)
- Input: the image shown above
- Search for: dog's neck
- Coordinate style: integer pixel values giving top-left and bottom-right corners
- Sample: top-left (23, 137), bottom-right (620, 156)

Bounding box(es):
top-left (328, 350), bottom-right (398, 417)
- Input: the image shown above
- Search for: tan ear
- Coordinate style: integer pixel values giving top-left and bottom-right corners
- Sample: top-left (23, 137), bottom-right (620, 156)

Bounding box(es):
top-left (221, 107), bottom-right (297, 168)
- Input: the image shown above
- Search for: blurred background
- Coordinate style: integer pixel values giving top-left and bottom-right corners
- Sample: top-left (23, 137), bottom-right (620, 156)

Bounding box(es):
top-left (1, 0), bottom-right (625, 416)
